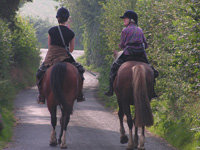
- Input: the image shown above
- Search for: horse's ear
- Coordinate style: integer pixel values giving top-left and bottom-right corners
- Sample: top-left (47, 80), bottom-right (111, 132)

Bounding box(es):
top-left (113, 50), bottom-right (118, 59)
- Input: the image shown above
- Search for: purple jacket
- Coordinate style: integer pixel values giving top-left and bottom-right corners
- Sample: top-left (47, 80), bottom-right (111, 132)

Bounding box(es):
top-left (119, 23), bottom-right (148, 56)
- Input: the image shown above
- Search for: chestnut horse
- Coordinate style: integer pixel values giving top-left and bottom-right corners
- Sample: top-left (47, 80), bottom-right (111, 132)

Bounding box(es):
top-left (41, 62), bottom-right (83, 149)
top-left (113, 52), bottom-right (154, 150)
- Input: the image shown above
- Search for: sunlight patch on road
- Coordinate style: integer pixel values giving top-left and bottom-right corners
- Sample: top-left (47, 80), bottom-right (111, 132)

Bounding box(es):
top-left (16, 106), bottom-right (50, 125)
top-left (16, 105), bottom-right (62, 125)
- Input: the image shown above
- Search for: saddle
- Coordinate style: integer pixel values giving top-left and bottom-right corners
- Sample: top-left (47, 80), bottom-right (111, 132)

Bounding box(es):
top-left (125, 55), bottom-right (148, 64)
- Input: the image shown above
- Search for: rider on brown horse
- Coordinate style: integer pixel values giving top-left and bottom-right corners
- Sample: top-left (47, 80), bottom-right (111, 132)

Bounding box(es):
top-left (105, 10), bottom-right (159, 97)
top-left (36, 7), bottom-right (85, 104)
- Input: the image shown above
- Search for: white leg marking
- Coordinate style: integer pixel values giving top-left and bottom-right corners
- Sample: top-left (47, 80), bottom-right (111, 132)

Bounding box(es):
top-left (127, 129), bottom-right (134, 149)
top-left (60, 130), bottom-right (67, 149)
top-left (50, 128), bottom-right (57, 146)
top-left (138, 128), bottom-right (145, 149)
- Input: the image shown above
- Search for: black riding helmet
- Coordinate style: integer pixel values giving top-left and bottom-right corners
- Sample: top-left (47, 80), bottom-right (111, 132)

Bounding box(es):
top-left (56, 7), bottom-right (70, 23)
top-left (120, 10), bottom-right (138, 25)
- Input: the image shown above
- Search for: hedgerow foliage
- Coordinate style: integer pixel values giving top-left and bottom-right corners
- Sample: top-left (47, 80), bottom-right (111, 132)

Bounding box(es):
top-left (101, 0), bottom-right (200, 149)
top-left (0, 2), bottom-right (40, 147)
top-left (12, 16), bottom-right (40, 67)
top-left (55, 0), bottom-right (108, 67)
top-left (58, 0), bottom-right (200, 149)
top-left (0, 19), bottom-right (12, 78)
top-left (28, 17), bottom-right (54, 48)
top-left (133, 1), bottom-right (200, 149)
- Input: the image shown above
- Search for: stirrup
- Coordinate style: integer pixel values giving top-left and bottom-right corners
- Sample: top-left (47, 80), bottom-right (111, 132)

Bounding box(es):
top-left (154, 70), bottom-right (159, 78)
top-left (77, 95), bottom-right (85, 102)
top-left (104, 90), bottom-right (113, 97)
top-left (37, 96), bottom-right (45, 104)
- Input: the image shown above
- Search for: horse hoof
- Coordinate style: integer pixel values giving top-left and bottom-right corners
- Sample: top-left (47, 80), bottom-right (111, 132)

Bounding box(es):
top-left (60, 144), bottom-right (67, 149)
top-left (126, 148), bottom-right (134, 150)
top-left (49, 141), bottom-right (57, 146)
top-left (120, 135), bottom-right (129, 144)
top-left (37, 100), bottom-right (45, 104)
top-left (77, 95), bottom-right (85, 102)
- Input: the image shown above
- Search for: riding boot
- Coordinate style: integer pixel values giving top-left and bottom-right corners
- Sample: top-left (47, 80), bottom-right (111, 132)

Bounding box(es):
top-left (149, 64), bottom-right (159, 78)
top-left (152, 78), bottom-right (158, 98)
top-left (76, 72), bottom-right (85, 102)
top-left (36, 63), bottom-right (47, 104)
top-left (143, 56), bottom-right (159, 78)
top-left (77, 92), bottom-right (85, 102)
top-left (104, 76), bottom-right (114, 97)
top-left (36, 79), bottom-right (45, 104)
top-left (148, 64), bottom-right (158, 98)
top-left (105, 58), bottom-right (124, 97)
top-left (71, 62), bottom-right (85, 102)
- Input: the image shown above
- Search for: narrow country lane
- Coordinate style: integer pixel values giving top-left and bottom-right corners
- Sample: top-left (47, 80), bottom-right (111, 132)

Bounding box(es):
top-left (4, 49), bottom-right (176, 150)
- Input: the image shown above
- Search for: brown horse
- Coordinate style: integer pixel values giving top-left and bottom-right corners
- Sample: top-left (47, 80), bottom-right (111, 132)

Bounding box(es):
top-left (41, 62), bottom-right (83, 149)
top-left (113, 52), bottom-right (154, 150)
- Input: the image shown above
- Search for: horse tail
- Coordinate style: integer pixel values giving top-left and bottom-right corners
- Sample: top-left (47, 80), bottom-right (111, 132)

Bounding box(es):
top-left (50, 62), bottom-right (72, 115)
top-left (132, 65), bottom-right (153, 127)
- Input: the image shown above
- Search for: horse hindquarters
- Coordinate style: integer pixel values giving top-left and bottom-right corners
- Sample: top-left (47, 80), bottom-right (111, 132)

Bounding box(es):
top-left (49, 62), bottom-right (77, 149)
top-left (132, 65), bottom-right (153, 127)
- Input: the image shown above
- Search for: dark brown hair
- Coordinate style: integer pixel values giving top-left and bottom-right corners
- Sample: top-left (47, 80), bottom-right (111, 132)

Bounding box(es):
top-left (57, 17), bottom-right (68, 24)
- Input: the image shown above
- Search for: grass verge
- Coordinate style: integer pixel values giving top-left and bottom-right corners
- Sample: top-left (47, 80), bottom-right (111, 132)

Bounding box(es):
top-left (0, 66), bottom-right (37, 149)
top-left (0, 80), bottom-right (16, 149)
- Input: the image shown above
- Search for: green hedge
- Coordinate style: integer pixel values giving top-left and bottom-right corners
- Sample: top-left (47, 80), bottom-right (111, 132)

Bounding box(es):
top-left (11, 15), bottom-right (40, 87)
top-left (0, 15), bottom-right (40, 149)
top-left (101, 0), bottom-right (200, 149)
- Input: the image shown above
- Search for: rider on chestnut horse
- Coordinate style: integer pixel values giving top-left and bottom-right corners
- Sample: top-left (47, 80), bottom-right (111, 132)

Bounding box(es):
top-left (105, 10), bottom-right (159, 97)
top-left (36, 7), bottom-right (85, 104)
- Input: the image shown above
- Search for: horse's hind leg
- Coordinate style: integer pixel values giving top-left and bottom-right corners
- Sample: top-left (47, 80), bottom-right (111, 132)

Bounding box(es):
top-left (49, 106), bottom-right (57, 146)
top-left (58, 115), bottom-right (63, 144)
top-left (60, 112), bottom-right (70, 149)
top-left (123, 104), bottom-right (137, 150)
top-left (133, 126), bottom-right (138, 148)
top-left (138, 126), bottom-right (145, 150)
top-left (118, 101), bottom-right (128, 144)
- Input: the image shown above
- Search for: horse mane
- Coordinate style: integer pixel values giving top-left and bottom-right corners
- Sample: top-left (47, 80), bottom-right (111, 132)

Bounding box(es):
top-left (50, 62), bottom-right (72, 115)
top-left (132, 65), bottom-right (153, 127)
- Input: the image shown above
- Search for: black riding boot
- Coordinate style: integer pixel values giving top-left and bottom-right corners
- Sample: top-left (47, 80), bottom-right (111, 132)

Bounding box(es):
top-left (149, 65), bottom-right (159, 98)
top-left (105, 59), bottom-right (124, 97)
top-left (36, 63), bottom-right (48, 104)
top-left (143, 57), bottom-right (159, 78)
top-left (72, 62), bottom-right (85, 102)
top-left (143, 54), bottom-right (159, 98)
top-left (105, 76), bottom-right (114, 97)
top-left (36, 79), bottom-right (45, 104)
top-left (77, 92), bottom-right (85, 102)
top-left (149, 64), bottom-right (159, 78)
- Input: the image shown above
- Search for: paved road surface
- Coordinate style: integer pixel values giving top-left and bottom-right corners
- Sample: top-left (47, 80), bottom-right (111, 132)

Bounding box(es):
top-left (4, 49), bottom-right (176, 150)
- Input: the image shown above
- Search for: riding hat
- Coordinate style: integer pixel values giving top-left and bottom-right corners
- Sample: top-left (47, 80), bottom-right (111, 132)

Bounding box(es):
top-left (120, 10), bottom-right (138, 25)
top-left (56, 7), bottom-right (70, 19)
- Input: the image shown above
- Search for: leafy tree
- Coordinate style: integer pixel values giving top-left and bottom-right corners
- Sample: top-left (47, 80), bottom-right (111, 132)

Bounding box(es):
top-left (0, 0), bottom-right (32, 22)
top-left (28, 17), bottom-right (53, 48)
top-left (11, 15), bottom-right (40, 81)
top-left (55, 0), bottom-right (107, 66)
top-left (68, 0), bottom-right (199, 148)
top-left (0, 19), bottom-right (12, 79)
top-left (0, 1), bottom-right (40, 147)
